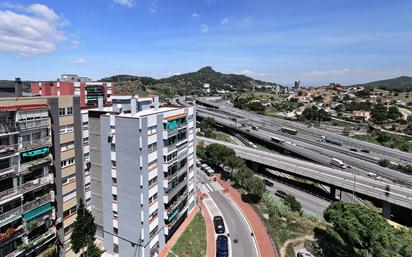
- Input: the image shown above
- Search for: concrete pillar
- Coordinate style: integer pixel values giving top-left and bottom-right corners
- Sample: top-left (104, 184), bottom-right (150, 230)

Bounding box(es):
top-left (382, 201), bottom-right (392, 219)
top-left (330, 186), bottom-right (336, 200)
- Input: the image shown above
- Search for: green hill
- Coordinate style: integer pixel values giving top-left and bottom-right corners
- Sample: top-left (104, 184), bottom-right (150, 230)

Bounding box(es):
top-left (355, 76), bottom-right (412, 91)
top-left (100, 66), bottom-right (283, 91)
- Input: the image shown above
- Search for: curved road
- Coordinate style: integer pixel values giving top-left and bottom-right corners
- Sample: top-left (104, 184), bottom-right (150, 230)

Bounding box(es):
top-left (199, 172), bottom-right (258, 257)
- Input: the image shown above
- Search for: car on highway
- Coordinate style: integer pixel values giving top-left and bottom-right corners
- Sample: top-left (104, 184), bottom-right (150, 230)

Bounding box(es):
top-left (216, 235), bottom-right (229, 257)
top-left (213, 216), bottom-right (226, 234)
top-left (360, 149), bottom-right (370, 153)
top-left (349, 148), bottom-right (358, 152)
top-left (263, 179), bottom-right (274, 187)
top-left (275, 190), bottom-right (287, 198)
top-left (297, 249), bottom-right (312, 257)
top-left (252, 125), bottom-right (259, 130)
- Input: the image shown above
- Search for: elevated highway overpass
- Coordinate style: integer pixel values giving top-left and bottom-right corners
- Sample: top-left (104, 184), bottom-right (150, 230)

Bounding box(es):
top-left (198, 136), bottom-right (412, 216)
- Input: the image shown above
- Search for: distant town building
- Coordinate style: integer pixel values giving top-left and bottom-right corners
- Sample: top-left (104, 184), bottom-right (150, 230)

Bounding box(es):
top-left (60, 74), bottom-right (90, 83)
top-left (294, 80), bottom-right (301, 90)
top-left (353, 110), bottom-right (371, 121)
top-left (31, 80), bottom-right (116, 108)
top-left (203, 83), bottom-right (210, 93)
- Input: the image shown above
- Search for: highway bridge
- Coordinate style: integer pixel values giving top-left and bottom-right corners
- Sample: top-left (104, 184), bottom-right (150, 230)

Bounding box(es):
top-left (195, 98), bottom-right (412, 187)
top-left (196, 97), bottom-right (412, 165)
top-left (198, 136), bottom-right (412, 217)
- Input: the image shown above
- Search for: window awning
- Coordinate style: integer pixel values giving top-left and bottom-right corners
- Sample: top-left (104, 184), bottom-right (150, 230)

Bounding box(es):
top-left (23, 202), bottom-right (52, 222)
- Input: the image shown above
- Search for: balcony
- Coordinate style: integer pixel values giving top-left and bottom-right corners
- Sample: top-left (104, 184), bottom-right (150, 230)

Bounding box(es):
top-left (19, 138), bottom-right (51, 152)
top-left (0, 122), bottom-right (19, 135)
top-left (165, 164), bottom-right (187, 182)
top-left (0, 165), bottom-right (18, 177)
top-left (167, 190), bottom-right (188, 217)
top-left (17, 118), bottom-right (49, 131)
top-left (0, 225), bottom-right (25, 247)
top-left (0, 144), bottom-right (18, 158)
top-left (0, 176), bottom-right (51, 203)
top-left (0, 193), bottom-right (51, 227)
top-left (20, 156), bottom-right (51, 173)
top-left (166, 178), bottom-right (187, 201)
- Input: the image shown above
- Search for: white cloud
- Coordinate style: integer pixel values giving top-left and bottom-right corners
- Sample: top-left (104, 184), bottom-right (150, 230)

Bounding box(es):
top-left (221, 17), bottom-right (230, 25)
top-left (112, 0), bottom-right (135, 8)
top-left (73, 58), bottom-right (87, 64)
top-left (200, 24), bottom-right (209, 33)
top-left (71, 40), bottom-right (79, 48)
top-left (0, 3), bottom-right (67, 55)
top-left (192, 12), bottom-right (199, 18)
top-left (243, 16), bottom-right (252, 23)
top-left (221, 16), bottom-right (250, 25)
top-left (149, 0), bottom-right (157, 13)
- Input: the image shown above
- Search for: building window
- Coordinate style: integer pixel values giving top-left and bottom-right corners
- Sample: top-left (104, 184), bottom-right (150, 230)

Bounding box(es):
top-left (63, 190), bottom-right (77, 202)
top-left (60, 125), bottom-right (74, 134)
top-left (112, 177), bottom-right (117, 185)
top-left (111, 143), bottom-right (115, 151)
top-left (113, 244), bottom-right (119, 253)
top-left (62, 174), bottom-right (76, 185)
top-left (149, 226), bottom-right (158, 239)
top-left (63, 206), bottom-right (77, 218)
top-left (149, 194), bottom-right (157, 205)
top-left (148, 142), bottom-right (157, 153)
top-left (113, 194), bottom-right (117, 202)
top-left (111, 160), bottom-right (116, 168)
top-left (113, 227), bottom-right (118, 235)
top-left (61, 158), bottom-right (75, 168)
top-left (61, 142), bottom-right (75, 151)
top-left (113, 211), bottom-right (118, 219)
top-left (149, 209), bottom-right (158, 222)
top-left (59, 107), bottom-right (73, 116)
top-left (164, 151), bottom-right (177, 162)
top-left (149, 177), bottom-right (157, 188)
top-left (148, 125), bottom-right (157, 135)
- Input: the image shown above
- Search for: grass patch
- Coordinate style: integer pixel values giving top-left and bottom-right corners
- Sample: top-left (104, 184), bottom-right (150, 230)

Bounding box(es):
top-left (352, 133), bottom-right (412, 153)
top-left (212, 131), bottom-right (236, 143)
top-left (168, 212), bottom-right (206, 257)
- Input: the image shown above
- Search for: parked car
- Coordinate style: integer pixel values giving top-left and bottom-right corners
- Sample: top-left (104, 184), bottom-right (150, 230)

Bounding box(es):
top-left (263, 179), bottom-right (274, 187)
top-left (275, 190), bottom-right (287, 198)
top-left (213, 216), bottom-right (225, 234)
top-left (216, 235), bottom-right (229, 257)
top-left (297, 249), bottom-right (312, 257)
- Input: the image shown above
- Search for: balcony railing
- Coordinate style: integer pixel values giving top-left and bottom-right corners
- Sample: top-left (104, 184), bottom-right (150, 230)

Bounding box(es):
top-left (0, 176), bottom-right (51, 202)
top-left (19, 138), bottom-right (51, 152)
top-left (0, 225), bottom-right (25, 246)
top-left (0, 144), bottom-right (18, 158)
top-left (165, 164), bottom-right (187, 182)
top-left (0, 165), bottom-right (18, 177)
top-left (167, 190), bottom-right (188, 216)
top-left (0, 122), bottom-right (19, 134)
top-left (20, 156), bottom-right (51, 172)
top-left (0, 193), bottom-right (51, 225)
top-left (17, 119), bottom-right (49, 131)
top-left (166, 179), bottom-right (187, 201)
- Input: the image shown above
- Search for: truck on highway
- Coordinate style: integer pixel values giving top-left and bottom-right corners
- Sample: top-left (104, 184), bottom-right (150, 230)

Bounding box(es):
top-left (271, 136), bottom-right (285, 144)
top-left (280, 127), bottom-right (298, 135)
top-left (330, 158), bottom-right (346, 168)
top-left (320, 136), bottom-right (343, 146)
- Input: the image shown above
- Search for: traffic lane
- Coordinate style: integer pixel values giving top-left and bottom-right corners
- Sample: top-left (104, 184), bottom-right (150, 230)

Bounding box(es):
top-left (209, 191), bottom-right (258, 257)
top-left (264, 180), bottom-right (330, 216)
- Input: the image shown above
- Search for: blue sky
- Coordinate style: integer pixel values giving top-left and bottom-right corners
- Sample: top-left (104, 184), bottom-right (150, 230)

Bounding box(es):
top-left (0, 0), bottom-right (411, 85)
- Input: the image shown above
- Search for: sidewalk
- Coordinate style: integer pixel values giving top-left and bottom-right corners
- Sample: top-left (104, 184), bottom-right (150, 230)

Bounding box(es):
top-left (158, 191), bottom-right (215, 257)
top-left (158, 205), bottom-right (199, 257)
top-left (216, 175), bottom-right (277, 257)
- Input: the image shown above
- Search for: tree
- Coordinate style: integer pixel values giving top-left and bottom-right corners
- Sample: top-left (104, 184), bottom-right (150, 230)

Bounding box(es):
top-left (70, 200), bottom-right (98, 255)
top-left (244, 176), bottom-right (266, 202)
top-left (196, 144), bottom-right (206, 160)
top-left (247, 101), bottom-right (266, 113)
top-left (199, 117), bottom-right (216, 131)
top-left (378, 159), bottom-right (390, 167)
top-left (83, 241), bottom-right (105, 257)
top-left (355, 89), bottom-right (371, 98)
top-left (282, 194), bottom-right (302, 213)
top-left (233, 165), bottom-right (253, 188)
top-left (203, 143), bottom-right (236, 168)
top-left (318, 201), bottom-right (412, 257)
top-left (371, 103), bottom-right (388, 123)
top-left (388, 106), bottom-right (402, 120)
top-left (375, 131), bottom-right (391, 143)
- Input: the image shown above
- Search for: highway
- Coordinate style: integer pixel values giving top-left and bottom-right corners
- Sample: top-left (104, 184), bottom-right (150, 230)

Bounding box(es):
top-left (196, 98), bottom-right (412, 166)
top-left (196, 104), bottom-right (412, 186)
top-left (199, 171), bottom-right (258, 257)
top-left (258, 175), bottom-right (330, 216)
top-left (198, 136), bottom-right (412, 210)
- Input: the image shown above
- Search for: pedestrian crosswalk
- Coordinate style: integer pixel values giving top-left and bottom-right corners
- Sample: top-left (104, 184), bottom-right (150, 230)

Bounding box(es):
top-left (200, 180), bottom-right (223, 194)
